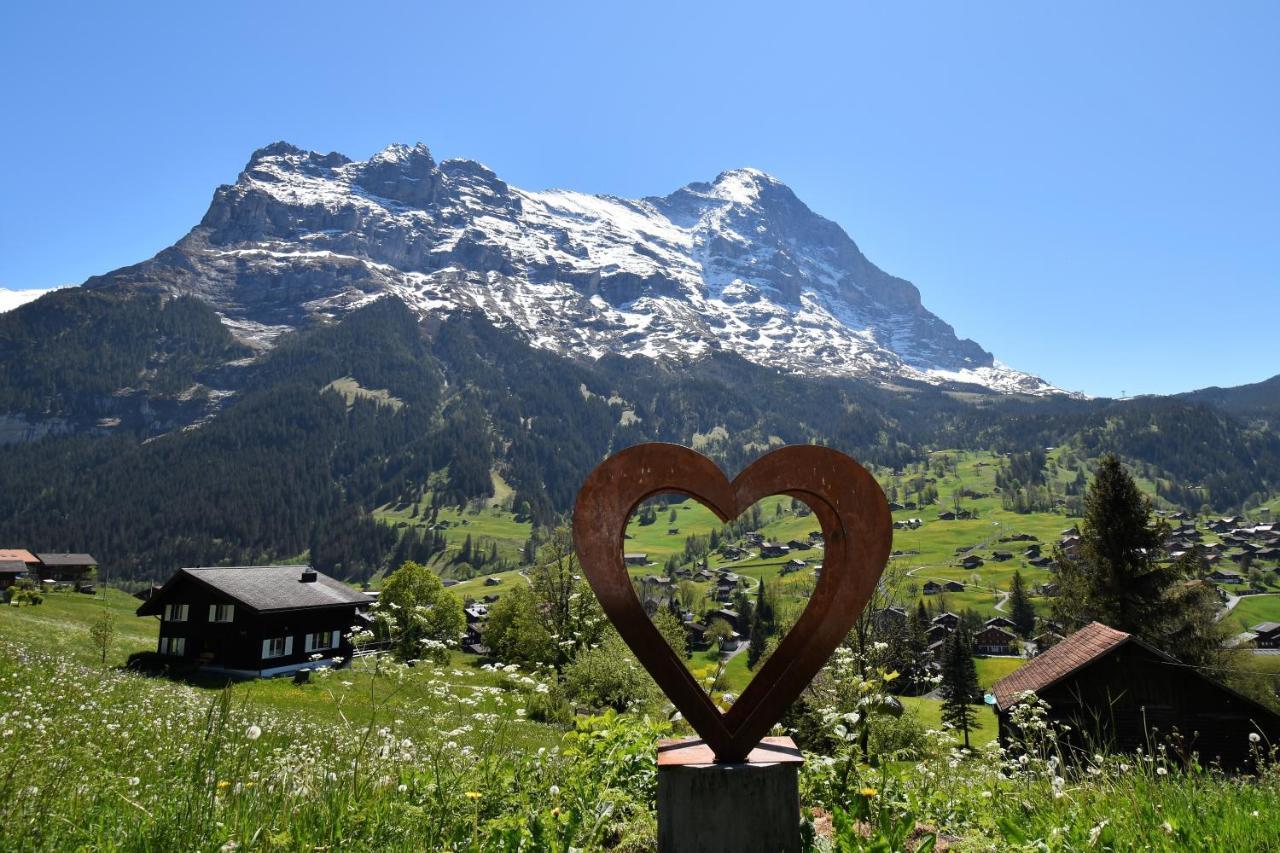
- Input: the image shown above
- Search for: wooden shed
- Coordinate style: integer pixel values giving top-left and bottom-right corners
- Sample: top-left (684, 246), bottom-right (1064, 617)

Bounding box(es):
top-left (992, 622), bottom-right (1280, 769)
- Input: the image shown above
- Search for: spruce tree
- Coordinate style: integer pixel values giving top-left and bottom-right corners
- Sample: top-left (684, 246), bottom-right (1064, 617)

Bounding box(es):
top-left (1008, 570), bottom-right (1036, 638)
top-left (747, 614), bottom-right (768, 669)
top-left (1053, 454), bottom-right (1225, 664)
top-left (939, 628), bottom-right (981, 749)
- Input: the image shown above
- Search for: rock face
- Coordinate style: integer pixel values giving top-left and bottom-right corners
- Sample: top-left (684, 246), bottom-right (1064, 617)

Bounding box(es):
top-left (84, 141), bottom-right (1062, 394)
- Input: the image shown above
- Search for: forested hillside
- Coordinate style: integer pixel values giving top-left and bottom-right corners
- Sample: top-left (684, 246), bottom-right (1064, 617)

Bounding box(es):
top-left (0, 289), bottom-right (1276, 582)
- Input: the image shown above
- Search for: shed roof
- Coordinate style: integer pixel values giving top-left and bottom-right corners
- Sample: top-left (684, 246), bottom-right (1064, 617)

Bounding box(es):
top-left (35, 553), bottom-right (97, 567)
top-left (991, 622), bottom-right (1131, 710)
top-left (0, 549), bottom-right (38, 564)
top-left (0, 561), bottom-right (29, 574)
top-left (138, 566), bottom-right (371, 615)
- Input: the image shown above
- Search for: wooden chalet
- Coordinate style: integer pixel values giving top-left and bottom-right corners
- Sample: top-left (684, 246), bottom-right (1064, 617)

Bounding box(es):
top-left (704, 608), bottom-right (741, 633)
top-left (1251, 622), bottom-right (1280, 650)
top-left (943, 580), bottom-right (965, 592)
top-left (0, 561), bottom-right (30, 589)
top-left (623, 553), bottom-right (648, 566)
top-left (922, 580), bottom-right (943, 595)
top-left (985, 616), bottom-right (1016, 631)
top-left (0, 549), bottom-right (41, 573)
top-left (1207, 569), bottom-right (1243, 584)
top-left (992, 622), bottom-right (1280, 769)
top-left (137, 565), bottom-right (372, 678)
top-left (932, 612), bottom-right (960, 631)
top-left (974, 625), bottom-right (1016, 655)
top-left (35, 552), bottom-right (97, 585)
top-left (759, 542), bottom-right (790, 558)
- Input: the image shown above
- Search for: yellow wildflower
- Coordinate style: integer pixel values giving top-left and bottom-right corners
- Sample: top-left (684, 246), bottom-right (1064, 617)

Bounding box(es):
top-left (859, 787), bottom-right (878, 797)
top-left (464, 791), bottom-right (482, 801)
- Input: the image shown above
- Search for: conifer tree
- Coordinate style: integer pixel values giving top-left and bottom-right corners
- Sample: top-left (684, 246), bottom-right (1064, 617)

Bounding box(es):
top-left (1008, 570), bottom-right (1036, 638)
top-left (1053, 454), bottom-right (1224, 665)
top-left (939, 628), bottom-right (981, 749)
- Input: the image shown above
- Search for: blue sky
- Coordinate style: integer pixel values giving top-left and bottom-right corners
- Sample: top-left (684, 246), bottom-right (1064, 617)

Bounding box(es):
top-left (1, 1), bottom-right (1275, 397)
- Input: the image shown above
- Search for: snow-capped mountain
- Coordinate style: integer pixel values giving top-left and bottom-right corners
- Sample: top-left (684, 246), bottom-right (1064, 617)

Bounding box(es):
top-left (85, 141), bottom-right (1063, 394)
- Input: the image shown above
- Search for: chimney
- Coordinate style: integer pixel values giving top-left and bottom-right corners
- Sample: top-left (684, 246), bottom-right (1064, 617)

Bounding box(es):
top-left (300, 568), bottom-right (318, 583)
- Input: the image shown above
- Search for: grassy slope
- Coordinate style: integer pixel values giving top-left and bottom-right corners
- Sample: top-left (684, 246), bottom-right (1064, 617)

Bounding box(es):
top-left (0, 588), bottom-right (560, 752)
top-left (1230, 594), bottom-right (1280, 632)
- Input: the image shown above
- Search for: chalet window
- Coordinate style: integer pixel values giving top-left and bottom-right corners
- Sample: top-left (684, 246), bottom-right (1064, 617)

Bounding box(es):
top-left (208, 603), bottom-right (235, 623)
top-left (159, 636), bottom-right (186, 655)
top-left (261, 636), bottom-right (293, 660)
top-left (163, 604), bottom-right (189, 622)
top-left (304, 630), bottom-right (342, 653)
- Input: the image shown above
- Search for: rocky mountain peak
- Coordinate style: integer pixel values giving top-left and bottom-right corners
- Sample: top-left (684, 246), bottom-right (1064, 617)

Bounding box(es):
top-left (87, 140), bottom-right (1068, 396)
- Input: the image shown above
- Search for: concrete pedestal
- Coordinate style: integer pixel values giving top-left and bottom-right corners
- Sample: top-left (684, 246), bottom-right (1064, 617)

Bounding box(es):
top-left (656, 737), bottom-right (804, 853)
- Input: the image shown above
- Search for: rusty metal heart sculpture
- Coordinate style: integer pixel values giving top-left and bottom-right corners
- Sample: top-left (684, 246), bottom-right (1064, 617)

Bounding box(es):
top-left (572, 443), bottom-right (892, 762)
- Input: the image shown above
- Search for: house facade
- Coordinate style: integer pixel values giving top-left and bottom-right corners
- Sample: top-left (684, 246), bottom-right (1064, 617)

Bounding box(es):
top-left (137, 565), bottom-right (372, 678)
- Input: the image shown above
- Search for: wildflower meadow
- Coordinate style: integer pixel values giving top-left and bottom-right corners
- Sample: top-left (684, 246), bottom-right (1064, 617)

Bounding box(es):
top-left (2, 591), bottom-right (1280, 850)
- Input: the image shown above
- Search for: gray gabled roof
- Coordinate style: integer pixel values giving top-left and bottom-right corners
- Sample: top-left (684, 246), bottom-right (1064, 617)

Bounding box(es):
top-left (138, 566), bottom-right (371, 615)
top-left (0, 560), bottom-right (29, 574)
top-left (35, 553), bottom-right (97, 567)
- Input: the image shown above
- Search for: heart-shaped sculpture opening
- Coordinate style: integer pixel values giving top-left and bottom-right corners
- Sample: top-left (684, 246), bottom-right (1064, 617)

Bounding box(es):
top-left (572, 443), bottom-right (892, 762)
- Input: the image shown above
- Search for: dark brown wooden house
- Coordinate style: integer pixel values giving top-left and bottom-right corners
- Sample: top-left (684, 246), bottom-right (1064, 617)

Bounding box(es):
top-left (35, 553), bottom-right (97, 585)
top-left (992, 622), bottom-right (1280, 769)
top-left (0, 561), bottom-right (30, 589)
top-left (137, 565), bottom-right (372, 678)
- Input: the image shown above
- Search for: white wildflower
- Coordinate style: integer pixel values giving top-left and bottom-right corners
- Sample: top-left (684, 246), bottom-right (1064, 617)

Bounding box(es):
top-left (245, 724), bottom-right (262, 741)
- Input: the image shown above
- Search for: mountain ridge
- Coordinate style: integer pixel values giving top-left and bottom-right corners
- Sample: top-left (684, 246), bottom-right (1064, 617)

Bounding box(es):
top-left (81, 140), bottom-right (1069, 396)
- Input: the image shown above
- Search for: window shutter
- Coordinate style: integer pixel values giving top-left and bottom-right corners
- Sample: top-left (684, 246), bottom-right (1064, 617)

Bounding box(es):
top-left (225, 605), bottom-right (234, 622)
top-left (261, 639), bottom-right (271, 659)
top-left (209, 604), bottom-right (217, 622)
top-left (304, 634), bottom-right (313, 653)
top-left (284, 636), bottom-right (294, 657)
top-left (331, 630), bottom-right (340, 650)
top-left (158, 637), bottom-right (167, 654)
top-left (164, 604), bottom-right (172, 621)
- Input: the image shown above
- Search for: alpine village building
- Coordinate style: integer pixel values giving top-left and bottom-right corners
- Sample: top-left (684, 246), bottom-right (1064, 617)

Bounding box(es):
top-left (137, 565), bottom-right (372, 678)
top-left (992, 622), bottom-right (1280, 770)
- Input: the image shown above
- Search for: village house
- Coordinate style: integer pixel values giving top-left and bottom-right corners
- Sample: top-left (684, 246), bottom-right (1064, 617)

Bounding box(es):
top-left (943, 580), bottom-right (965, 593)
top-left (960, 555), bottom-right (984, 569)
top-left (1207, 568), bottom-right (1243, 584)
top-left (1251, 622), bottom-right (1280, 649)
top-left (974, 625), bottom-right (1017, 655)
top-left (992, 622), bottom-right (1280, 769)
top-left (683, 621), bottom-right (711, 652)
top-left (0, 549), bottom-right (41, 576)
top-left (985, 616), bottom-right (1016, 631)
top-left (759, 542), bottom-right (790, 559)
top-left (932, 612), bottom-right (960, 631)
top-left (781, 558), bottom-right (807, 574)
top-left (137, 565), bottom-right (372, 678)
top-left (35, 553), bottom-right (98, 586)
top-left (623, 553), bottom-right (648, 566)
top-left (0, 561), bottom-right (30, 589)
top-left (786, 539), bottom-right (811, 551)
top-left (922, 580), bottom-right (943, 595)
top-left (990, 551), bottom-right (1013, 562)
top-left (870, 606), bottom-right (908, 632)
top-left (808, 530), bottom-right (824, 543)
top-left (704, 608), bottom-right (742, 633)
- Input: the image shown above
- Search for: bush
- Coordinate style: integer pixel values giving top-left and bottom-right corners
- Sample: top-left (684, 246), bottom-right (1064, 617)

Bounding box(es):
top-left (562, 632), bottom-right (656, 712)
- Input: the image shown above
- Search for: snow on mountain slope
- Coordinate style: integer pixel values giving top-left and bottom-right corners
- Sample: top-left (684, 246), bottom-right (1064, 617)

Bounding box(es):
top-left (83, 141), bottom-right (1067, 395)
